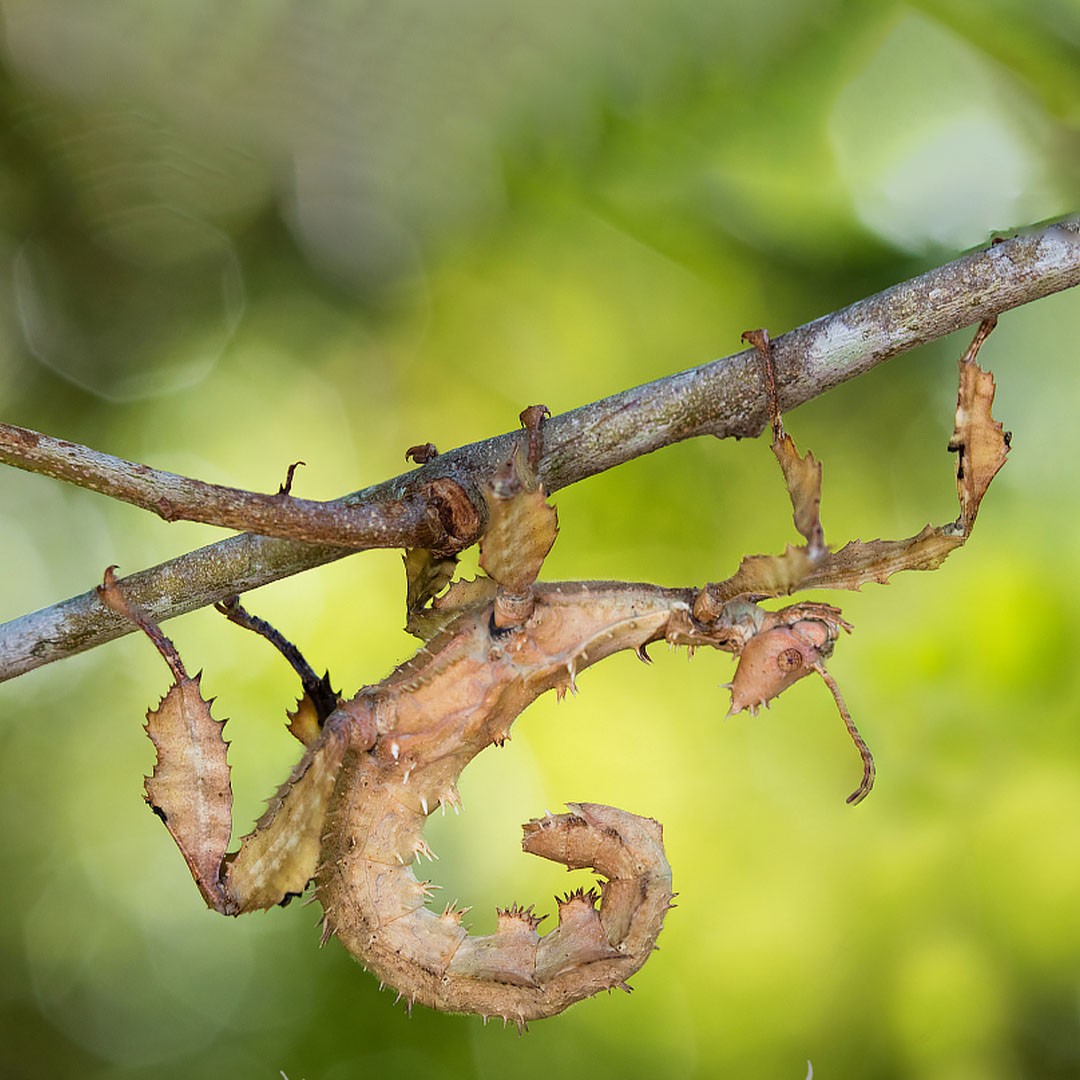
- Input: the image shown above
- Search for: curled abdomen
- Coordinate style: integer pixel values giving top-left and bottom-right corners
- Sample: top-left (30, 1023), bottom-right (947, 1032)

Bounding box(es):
top-left (317, 757), bottom-right (673, 1025)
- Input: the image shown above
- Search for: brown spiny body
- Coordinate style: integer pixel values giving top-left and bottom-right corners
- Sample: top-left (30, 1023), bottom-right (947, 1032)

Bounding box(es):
top-left (316, 583), bottom-right (722, 1020)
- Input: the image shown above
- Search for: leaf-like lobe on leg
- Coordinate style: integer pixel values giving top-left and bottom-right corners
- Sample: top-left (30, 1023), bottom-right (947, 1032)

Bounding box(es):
top-left (794, 318), bottom-right (1009, 592)
top-left (225, 717), bottom-right (349, 913)
top-left (743, 328), bottom-right (825, 557)
top-left (403, 547), bottom-right (459, 639)
top-left (99, 567), bottom-right (233, 911)
top-left (144, 675), bottom-right (233, 912)
top-left (949, 317), bottom-right (1008, 527)
top-left (286, 691), bottom-right (324, 747)
top-left (774, 437), bottom-right (824, 555)
top-left (479, 444), bottom-right (558, 597)
top-left (697, 319), bottom-right (1009, 615)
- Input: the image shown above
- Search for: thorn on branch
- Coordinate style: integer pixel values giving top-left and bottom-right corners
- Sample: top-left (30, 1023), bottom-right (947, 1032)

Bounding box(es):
top-left (405, 443), bottom-right (439, 465)
top-left (278, 461), bottom-right (306, 496)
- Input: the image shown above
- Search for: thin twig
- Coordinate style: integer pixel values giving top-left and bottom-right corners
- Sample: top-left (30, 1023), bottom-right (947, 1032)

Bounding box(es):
top-left (1, 217), bottom-right (1079, 681)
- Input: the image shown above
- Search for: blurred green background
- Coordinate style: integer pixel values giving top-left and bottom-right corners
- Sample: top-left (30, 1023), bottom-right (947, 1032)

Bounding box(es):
top-left (1, 2), bottom-right (1079, 1078)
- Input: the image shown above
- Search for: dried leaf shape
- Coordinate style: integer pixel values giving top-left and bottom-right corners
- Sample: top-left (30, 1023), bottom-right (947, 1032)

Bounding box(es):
top-left (97, 568), bottom-right (233, 910)
top-left (225, 722), bottom-right (349, 913)
top-left (479, 444), bottom-right (558, 594)
top-left (774, 434), bottom-right (824, 554)
top-left (405, 575), bottom-right (498, 640)
top-left (144, 675), bottom-right (233, 910)
top-left (433, 576), bottom-right (499, 612)
top-left (794, 324), bottom-right (1009, 594)
top-left (949, 319), bottom-right (1009, 526)
top-left (101, 569), bottom-right (354, 916)
top-left (704, 545), bottom-right (815, 607)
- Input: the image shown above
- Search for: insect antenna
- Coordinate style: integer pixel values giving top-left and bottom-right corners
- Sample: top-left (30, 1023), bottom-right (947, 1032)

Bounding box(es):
top-left (813, 662), bottom-right (875, 805)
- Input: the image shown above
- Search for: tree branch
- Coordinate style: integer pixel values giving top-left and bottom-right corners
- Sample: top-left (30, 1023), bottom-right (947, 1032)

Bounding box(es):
top-left (0, 427), bottom-right (450, 549)
top-left (2, 217), bottom-right (1078, 681)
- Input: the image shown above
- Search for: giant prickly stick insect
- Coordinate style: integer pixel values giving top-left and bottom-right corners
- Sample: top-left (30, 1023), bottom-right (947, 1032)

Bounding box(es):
top-left (99, 322), bottom-right (1009, 1027)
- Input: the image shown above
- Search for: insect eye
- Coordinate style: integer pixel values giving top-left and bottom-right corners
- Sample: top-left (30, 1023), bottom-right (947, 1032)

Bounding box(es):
top-left (776, 648), bottom-right (803, 673)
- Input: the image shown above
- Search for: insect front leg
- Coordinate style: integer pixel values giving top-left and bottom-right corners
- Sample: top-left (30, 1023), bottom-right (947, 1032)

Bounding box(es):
top-left (98, 570), bottom-right (366, 915)
top-left (212, 595), bottom-right (377, 912)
